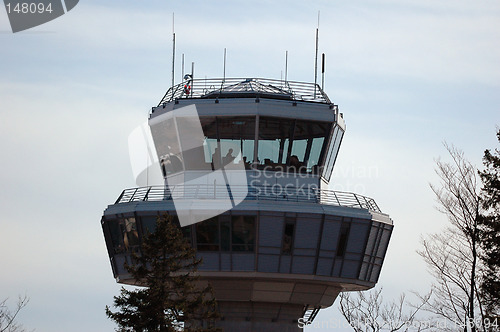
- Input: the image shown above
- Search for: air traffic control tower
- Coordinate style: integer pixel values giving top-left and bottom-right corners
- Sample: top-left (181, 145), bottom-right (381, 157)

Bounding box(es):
top-left (101, 78), bottom-right (393, 331)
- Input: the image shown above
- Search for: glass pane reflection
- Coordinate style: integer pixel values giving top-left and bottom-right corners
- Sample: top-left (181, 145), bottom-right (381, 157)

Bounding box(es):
top-left (258, 117), bottom-right (293, 168)
top-left (192, 215), bottom-right (256, 252)
top-left (200, 116), bottom-right (255, 170)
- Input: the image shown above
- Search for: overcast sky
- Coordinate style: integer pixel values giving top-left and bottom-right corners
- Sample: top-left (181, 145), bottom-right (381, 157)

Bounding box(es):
top-left (1, 1), bottom-right (499, 331)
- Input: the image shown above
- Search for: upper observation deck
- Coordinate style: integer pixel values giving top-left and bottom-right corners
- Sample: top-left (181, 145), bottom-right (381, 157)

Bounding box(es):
top-left (158, 78), bottom-right (333, 106)
top-left (149, 77), bottom-right (345, 185)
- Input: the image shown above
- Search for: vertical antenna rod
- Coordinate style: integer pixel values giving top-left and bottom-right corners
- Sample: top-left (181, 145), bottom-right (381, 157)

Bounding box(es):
top-left (314, 11), bottom-right (320, 98)
top-left (171, 13), bottom-right (175, 88)
top-left (191, 62), bottom-right (194, 98)
top-left (223, 48), bottom-right (227, 82)
top-left (321, 53), bottom-right (325, 91)
top-left (285, 50), bottom-right (288, 84)
top-left (181, 53), bottom-right (185, 80)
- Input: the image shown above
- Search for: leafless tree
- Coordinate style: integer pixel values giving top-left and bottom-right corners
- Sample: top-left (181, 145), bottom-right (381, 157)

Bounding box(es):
top-left (418, 143), bottom-right (487, 332)
top-left (338, 288), bottom-right (432, 332)
top-left (0, 295), bottom-right (29, 332)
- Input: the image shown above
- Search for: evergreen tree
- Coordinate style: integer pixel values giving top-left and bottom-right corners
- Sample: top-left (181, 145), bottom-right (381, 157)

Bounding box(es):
top-left (478, 129), bottom-right (500, 318)
top-left (106, 215), bottom-right (219, 332)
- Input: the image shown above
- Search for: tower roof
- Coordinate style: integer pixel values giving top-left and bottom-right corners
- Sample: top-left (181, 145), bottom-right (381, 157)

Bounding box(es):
top-left (158, 78), bottom-right (332, 106)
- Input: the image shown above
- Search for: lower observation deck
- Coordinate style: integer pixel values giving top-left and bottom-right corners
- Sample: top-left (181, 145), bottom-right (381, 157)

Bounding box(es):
top-left (101, 184), bottom-right (393, 330)
top-left (103, 184), bottom-right (392, 285)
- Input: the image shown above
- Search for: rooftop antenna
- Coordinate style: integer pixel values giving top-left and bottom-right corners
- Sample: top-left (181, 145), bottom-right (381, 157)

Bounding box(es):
top-left (285, 50), bottom-right (288, 84)
top-left (191, 61), bottom-right (194, 97)
top-left (314, 11), bottom-right (320, 98)
top-left (313, 11), bottom-right (320, 97)
top-left (171, 13), bottom-right (176, 88)
top-left (223, 48), bottom-right (227, 82)
top-left (181, 53), bottom-right (185, 81)
top-left (321, 52), bottom-right (325, 91)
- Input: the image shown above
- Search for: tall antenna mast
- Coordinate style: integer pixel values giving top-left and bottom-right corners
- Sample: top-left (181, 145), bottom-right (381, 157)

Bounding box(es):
top-left (314, 11), bottom-right (320, 98)
top-left (321, 52), bottom-right (325, 91)
top-left (191, 62), bottom-right (194, 98)
top-left (285, 50), bottom-right (288, 84)
top-left (181, 53), bottom-right (185, 80)
top-left (171, 13), bottom-right (176, 88)
top-left (223, 48), bottom-right (227, 82)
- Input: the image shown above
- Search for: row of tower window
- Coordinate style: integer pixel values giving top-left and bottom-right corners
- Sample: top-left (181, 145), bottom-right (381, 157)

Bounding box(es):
top-left (153, 116), bottom-right (343, 178)
top-left (105, 214), bottom-right (350, 257)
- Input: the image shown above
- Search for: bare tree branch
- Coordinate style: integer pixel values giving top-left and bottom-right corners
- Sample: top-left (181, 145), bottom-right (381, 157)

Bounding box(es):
top-left (0, 295), bottom-right (29, 332)
top-left (339, 288), bottom-right (432, 332)
top-left (419, 143), bottom-right (485, 332)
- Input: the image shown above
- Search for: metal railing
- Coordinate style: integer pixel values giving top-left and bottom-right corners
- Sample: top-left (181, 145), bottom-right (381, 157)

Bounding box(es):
top-left (114, 184), bottom-right (381, 213)
top-left (157, 78), bottom-right (332, 106)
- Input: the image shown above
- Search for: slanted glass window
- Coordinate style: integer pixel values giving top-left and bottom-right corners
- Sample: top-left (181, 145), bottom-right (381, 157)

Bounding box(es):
top-left (282, 218), bottom-right (295, 254)
top-left (193, 215), bottom-right (256, 252)
top-left (196, 217), bottom-right (219, 251)
top-left (176, 117), bottom-right (210, 171)
top-left (307, 137), bottom-right (327, 172)
top-left (220, 215), bottom-right (231, 252)
top-left (218, 117), bottom-right (255, 169)
top-left (322, 126), bottom-right (338, 179)
top-left (256, 117), bottom-right (330, 173)
top-left (258, 117), bottom-right (294, 169)
top-left (108, 219), bottom-right (125, 254)
top-left (140, 216), bottom-right (158, 235)
top-left (200, 117), bottom-right (218, 166)
top-left (151, 115), bottom-right (184, 176)
top-left (324, 125), bottom-right (344, 181)
top-left (231, 216), bottom-right (256, 252)
top-left (200, 116), bottom-right (256, 170)
top-left (336, 223), bottom-right (350, 257)
top-left (181, 224), bottom-right (192, 246)
top-left (290, 120), bottom-right (330, 173)
top-left (122, 218), bottom-right (140, 253)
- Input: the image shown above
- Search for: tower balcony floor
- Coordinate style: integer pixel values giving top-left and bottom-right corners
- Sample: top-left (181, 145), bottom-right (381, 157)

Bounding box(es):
top-left (113, 184), bottom-right (386, 216)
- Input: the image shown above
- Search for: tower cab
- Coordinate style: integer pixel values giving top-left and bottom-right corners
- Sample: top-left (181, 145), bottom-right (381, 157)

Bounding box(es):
top-left (150, 78), bottom-right (345, 194)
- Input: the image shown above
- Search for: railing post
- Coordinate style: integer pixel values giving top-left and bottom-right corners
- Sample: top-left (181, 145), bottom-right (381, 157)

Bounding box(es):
top-left (333, 191), bottom-right (341, 206)
top-left (144, 186), bottom-right (152, 201)
top-left (130, 188), bottom-right (139, 202)
top-left (165, 185), bottom-right (172, 201)
top-left (115, 190), bottom-right (126, 204)
top-left (312, 188), bottom-right (317, 203)
top-left (353, 193), bottom-right (362, 208)
top-left (164, 185), bottom-right (170, 201)
top-left (362, 196), bottom-right (370, 209)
